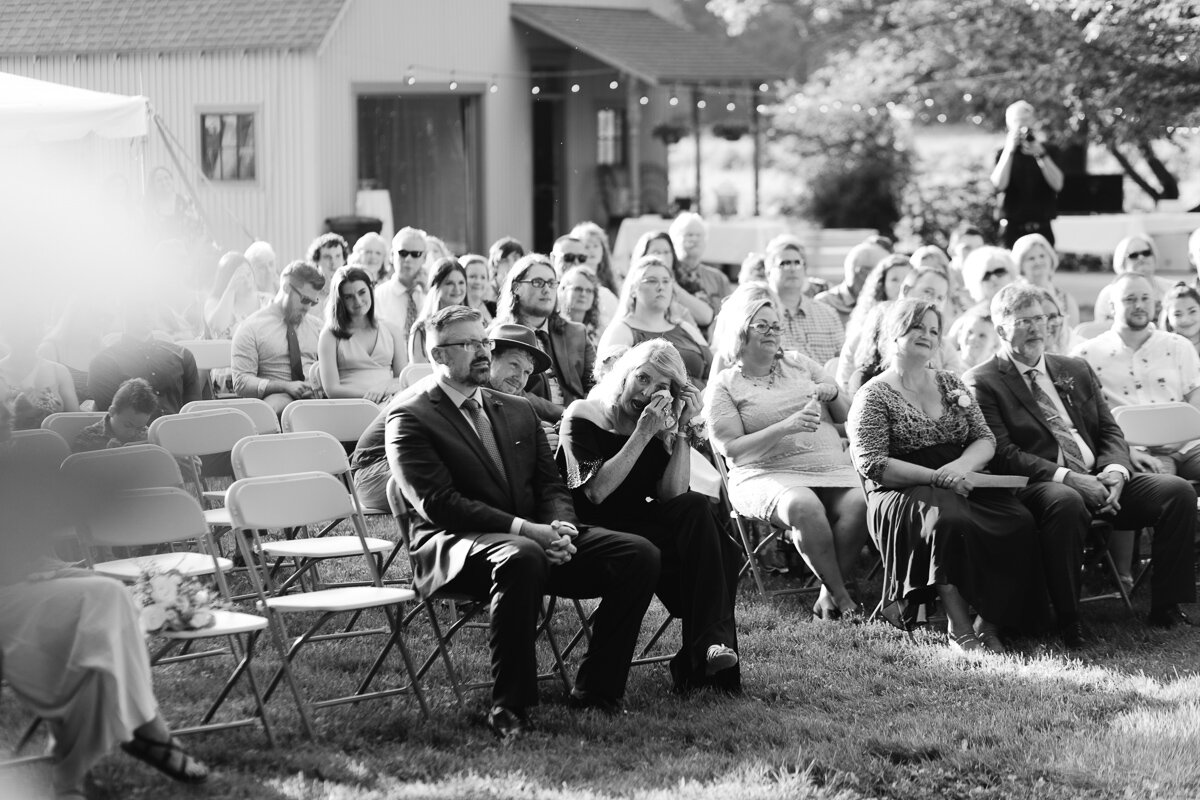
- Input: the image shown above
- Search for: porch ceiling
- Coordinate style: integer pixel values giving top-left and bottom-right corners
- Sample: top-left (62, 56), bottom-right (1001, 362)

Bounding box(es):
top-left (511, 4), bottom-right (781, 86)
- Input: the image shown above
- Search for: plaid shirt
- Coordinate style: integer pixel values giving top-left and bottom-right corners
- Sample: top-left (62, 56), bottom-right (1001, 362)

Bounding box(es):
top-left (780, 295), bottom-right (845, 366)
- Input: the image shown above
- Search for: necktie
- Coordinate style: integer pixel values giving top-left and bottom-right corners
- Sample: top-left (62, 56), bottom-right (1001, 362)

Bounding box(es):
top-left (461, 397), bottom-right (508, 483)
top-left (285, 323), bottom-right (304, 381)
top-left (1027, 369), bottom-right (1087, 472)
top-left (403, 289), bottom-right (418, 348)
top-left (534, 329), bottom-right (564, 405)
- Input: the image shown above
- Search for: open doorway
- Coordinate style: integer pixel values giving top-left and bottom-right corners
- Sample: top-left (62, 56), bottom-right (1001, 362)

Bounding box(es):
top-left (531, 97), bottom-right (565, 253)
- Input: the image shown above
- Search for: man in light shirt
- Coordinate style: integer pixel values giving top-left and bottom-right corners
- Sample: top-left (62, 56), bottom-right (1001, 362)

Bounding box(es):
top-left (964, 283), bottom-right (1196, 642)
top-left (374, 227), bottom-right (428, 370)
top-left (231, 260), bottom-right (324, 415)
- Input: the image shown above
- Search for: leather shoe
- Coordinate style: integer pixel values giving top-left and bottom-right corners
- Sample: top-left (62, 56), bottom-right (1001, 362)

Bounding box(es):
top-left (566, 689), bottom-right (623, 715)
top-left (1060, 620), bottom-right (1089, 649)
top-left (486, 706), bottom-right (530, 742)
top-left (1147, 605), bottom-right (1194, 629)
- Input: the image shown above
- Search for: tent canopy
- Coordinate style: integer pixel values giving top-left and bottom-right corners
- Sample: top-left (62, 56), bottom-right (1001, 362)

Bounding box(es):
top-left (0, 72), bottom-right (148, 144)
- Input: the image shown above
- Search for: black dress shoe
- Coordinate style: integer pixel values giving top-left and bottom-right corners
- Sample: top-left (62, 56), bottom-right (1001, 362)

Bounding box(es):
top-left (565, 689), bottom-right (623, 715)
top-left (1147, 605), bottom-right (1195, 629)
top-left (486, 706), bottom-right (530, 742)
top-left (1060, 620), bottom-right (1089, 649)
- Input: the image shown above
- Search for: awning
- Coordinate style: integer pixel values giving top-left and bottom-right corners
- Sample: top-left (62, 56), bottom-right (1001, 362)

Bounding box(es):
top-left (0, 72), bottom-right (148, 145)
top-left (511, 4), bottom-right (781, 86)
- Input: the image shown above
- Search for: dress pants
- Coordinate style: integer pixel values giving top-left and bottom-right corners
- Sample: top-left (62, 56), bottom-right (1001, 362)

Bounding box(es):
top-left (439, 526), bottom-right (659, 712)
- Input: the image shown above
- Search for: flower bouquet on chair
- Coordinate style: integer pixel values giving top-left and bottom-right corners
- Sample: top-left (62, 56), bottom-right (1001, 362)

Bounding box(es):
top-left (131, 565), bottom-right (227, 634)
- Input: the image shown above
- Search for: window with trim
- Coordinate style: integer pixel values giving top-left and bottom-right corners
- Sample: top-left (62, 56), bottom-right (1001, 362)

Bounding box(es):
top-left (597, 108), bottom-right (626, 166)
top-left (200, 112), bottom-right (256, 181)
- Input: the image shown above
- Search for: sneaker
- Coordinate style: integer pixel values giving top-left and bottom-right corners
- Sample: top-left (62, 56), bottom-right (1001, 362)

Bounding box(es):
top-left (705, 644), bottom-right (739, 675)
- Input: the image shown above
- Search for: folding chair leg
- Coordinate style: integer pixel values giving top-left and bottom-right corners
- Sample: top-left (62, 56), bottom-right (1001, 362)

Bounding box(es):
top-left (417, 602), bottom-right (468, 710)
top-left (195, 632), bottom-right (275, 746)
top-left (537, 598), bottom-right (573, 693)
top-left (259, 612), bottom-right (317, 740)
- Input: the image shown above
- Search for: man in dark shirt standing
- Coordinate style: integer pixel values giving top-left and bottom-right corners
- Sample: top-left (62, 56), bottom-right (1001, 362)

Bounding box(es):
top-left (88, 299), bottom-right (201, 417)
top-left (990, 101), bottom-right (1065, 249)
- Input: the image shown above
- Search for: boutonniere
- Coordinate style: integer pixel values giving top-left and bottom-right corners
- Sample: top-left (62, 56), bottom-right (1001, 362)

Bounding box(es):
top-left (1052, 376), bottom-right (1076, 406)
top-left (947, 388), bottom-right (973, 412)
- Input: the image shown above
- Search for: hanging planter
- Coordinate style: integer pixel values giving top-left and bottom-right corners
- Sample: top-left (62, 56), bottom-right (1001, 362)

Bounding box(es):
top-left (652, 121), bottom-right (690, 145)
top-left (712, 122), bottom-right (750, 141)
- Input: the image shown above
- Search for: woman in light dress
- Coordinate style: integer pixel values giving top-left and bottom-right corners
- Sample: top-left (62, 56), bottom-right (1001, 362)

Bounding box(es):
top-left (316, 266), bottom-right (405, 404)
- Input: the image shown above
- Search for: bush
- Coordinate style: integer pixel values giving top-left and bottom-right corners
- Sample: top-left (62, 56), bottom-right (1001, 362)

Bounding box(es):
top-left (897, 155), bottom-right (997, 249)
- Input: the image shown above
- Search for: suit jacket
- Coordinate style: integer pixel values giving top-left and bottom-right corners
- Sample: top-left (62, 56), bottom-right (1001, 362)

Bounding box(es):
top-left (528, 317), bottom-right (595, 406)
top-left (385, 383), bottom-right (576, 595)
top-left (963, 353), bottom-right (1132, 482)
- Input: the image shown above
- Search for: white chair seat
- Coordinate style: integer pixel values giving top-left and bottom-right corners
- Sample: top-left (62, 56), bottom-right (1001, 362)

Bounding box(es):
top-left (259, 535), bottom-right (392, 559)
top-left (265, 585), bottom-right (416, 613)
top-left (95, 552), bottom-right (233, 581)
top-left (202, 490), bottom-right (227, 502)
top-left (159, 609), bottom-right (269, 639)
top-left (204, 507), bottom-right (232, 527)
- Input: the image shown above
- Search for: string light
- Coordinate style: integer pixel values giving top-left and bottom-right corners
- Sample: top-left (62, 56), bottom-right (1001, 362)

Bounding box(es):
top-left (449, 72), bottom-right (458, 91)
top-left (726, 102), bottom-right (736, 111)
top-left (669, 96), bottom-right (679, 106)
top-left (489, 80), bottom-right (498, 94)
top-left (696, 99), bottom-right (707, 109)
top-left (570, 83), bottom-right (580, 93)
top-left (759, 82), bottom-right (769, 92)
top-left (639, 96), bottom-right (649, 105)
top-left (404, 65), bottom-right (416, 86)
top-left (531, 85), bottom-right (540, 95)
top-left (609, 80), bottom-right (619, 90)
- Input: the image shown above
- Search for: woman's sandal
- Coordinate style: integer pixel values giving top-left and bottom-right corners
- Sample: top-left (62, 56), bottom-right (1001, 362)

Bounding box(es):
top-left (120, 732), bottom-right (209, 785)
top-left (949, 631), bottom-right (982, 652)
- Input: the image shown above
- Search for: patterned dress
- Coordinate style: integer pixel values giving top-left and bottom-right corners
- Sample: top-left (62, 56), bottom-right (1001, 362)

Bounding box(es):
top-left (707, 353), bottom-right (858, 522)
top-left (846, 370), bottom-right (1043, 630)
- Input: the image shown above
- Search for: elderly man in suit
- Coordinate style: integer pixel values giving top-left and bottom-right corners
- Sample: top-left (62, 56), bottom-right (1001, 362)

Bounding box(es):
top-left (964, 283), bottom-right (1196, 646)
top-left (385, 305), bottom-right (658, 740)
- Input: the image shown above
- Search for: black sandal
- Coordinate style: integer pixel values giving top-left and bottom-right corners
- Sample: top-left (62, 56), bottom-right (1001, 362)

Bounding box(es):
top-left (120, 732), bottom-right (209, 784)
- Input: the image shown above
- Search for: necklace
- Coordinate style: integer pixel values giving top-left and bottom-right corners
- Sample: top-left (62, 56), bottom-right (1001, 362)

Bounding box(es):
top-left (739, 357), bottom-right (781, 389)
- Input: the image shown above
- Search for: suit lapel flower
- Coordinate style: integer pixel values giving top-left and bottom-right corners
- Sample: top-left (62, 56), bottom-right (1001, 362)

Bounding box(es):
top-left (1052, 375), bottom-right (1076, 408)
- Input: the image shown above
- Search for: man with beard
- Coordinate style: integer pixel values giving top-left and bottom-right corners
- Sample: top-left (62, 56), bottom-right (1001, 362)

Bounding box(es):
top-left (964, 282), bottom-right (1196, 643)
top-left (386, 305), bottom-right (658, 741)
top-left (232, 260), bottom-right (324, 415)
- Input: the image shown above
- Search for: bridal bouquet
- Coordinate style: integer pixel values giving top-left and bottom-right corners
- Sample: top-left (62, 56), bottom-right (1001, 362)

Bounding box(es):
top-left (131, 565), bottom-right (226, 633)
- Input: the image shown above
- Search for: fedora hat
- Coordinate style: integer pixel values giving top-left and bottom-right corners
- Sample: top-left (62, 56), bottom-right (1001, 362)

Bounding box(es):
top-left (487, 322), bottom-right (553, 373)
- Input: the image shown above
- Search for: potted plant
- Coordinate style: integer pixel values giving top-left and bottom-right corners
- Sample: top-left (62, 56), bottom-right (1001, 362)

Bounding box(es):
top-left (711, 121), bottom-right (750, 141)
top-left (652, 120), bottom-right (690, 145)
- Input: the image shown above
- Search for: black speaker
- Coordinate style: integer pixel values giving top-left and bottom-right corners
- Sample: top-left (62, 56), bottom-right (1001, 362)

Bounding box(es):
top-left (1058, 174), bottom-right (1123, 215)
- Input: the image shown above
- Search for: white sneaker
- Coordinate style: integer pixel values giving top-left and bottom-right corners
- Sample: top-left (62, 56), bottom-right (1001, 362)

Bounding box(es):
top-left (705, 644), bottom-right (738, 675)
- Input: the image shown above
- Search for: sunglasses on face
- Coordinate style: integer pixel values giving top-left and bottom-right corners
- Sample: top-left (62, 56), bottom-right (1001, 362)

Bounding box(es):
top-left (396, 249), bottom-right (425, 260)
top-left (559, 252), bottom-right (589, 265)
top-left (291, 288), bottom-right (320, 307)
top-left (983, 268), bottom-right (1009, 281)
top-left (1126, 249), bottom-right (1154, 260)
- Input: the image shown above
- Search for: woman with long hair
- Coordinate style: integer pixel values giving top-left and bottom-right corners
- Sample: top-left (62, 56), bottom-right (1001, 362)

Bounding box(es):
top-left (598, 255), bottom-right (712, 390)
top-left (460, 253), bottom-right (496, 326)
top-left (632, 230), bottom-right (714, 329)
top-left (204, 252), bottom-right (270, 340)
top-left (407, 258), bottom-right (468, 364)
top-left (838, 255), bottom-right (911, 381)
top-left (707, 284), bottom-right (869, 620)
top-left (558, 265), bottom-right (602, 344)
top-left (316, 266), bottom-right (405, 403)
top-left (1161, 282), bottom-right (1200, 357)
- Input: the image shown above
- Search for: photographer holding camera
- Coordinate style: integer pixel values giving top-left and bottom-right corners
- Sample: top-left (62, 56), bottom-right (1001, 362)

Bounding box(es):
top-left (991, 101), bottom-right (1065, 248)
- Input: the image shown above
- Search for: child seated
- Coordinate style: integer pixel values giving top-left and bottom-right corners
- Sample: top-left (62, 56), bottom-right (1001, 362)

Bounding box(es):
top-left (73, 377), bottom-right (158, 453)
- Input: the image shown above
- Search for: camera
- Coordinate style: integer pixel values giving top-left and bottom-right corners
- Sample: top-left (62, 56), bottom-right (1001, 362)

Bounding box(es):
top-left (1020, 127), bottom-right (1036, 144)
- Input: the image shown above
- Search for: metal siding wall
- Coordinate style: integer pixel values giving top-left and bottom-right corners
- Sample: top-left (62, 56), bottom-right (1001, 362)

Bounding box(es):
top-left (315, 0), bottom-right (534, 250)
top-left (0, 51), bottom-right (316, 263)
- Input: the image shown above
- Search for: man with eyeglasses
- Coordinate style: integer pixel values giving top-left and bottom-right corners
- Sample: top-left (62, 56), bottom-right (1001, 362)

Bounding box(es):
top-left (386, 305), bottom-right (659, 741)
top-left (765, 234), bottom-right (845, 364)
top-left (231, 260), bottom-right (325, 415)
top-left (374, 227), bottom-right (429, 369)
top-left (990, 101), bottom-right (1064, 249)
top-left (499, 254), bottom-right (595, 407)
top-left (965, 283), bottom-right (1196, 643)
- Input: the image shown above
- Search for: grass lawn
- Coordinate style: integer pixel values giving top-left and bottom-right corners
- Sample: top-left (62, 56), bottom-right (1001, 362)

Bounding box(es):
top-left (3, 517), bottom-right (1199, 800)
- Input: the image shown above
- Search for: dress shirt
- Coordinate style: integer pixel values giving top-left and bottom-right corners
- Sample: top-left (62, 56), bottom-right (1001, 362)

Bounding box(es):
top-left (88, 335), bottom-right (201, 415)
top-left (781, 295), bottom-right (846, 365)
top-left (1010, 354), bottom-right (1128, 483)
top-left (231, 303), bottom-right (322, 398)
top-left (437, 379), bottom-right (525, 536)
top-left (373, 280), bottom-right (425, 365)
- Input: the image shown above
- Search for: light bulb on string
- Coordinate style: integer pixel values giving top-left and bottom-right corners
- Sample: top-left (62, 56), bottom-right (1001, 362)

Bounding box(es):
top-left (726, 102), bottom-right (736, 112)
top-left (449, 75), bottom-right (458, 91)
top-left (924, 98), bottom-right (935, 107)
top-left (669, 96), bottom-right (679, 106)
top-left (759, 82), bottom-right (769, 93)
top-left (962, 92), bottom-right (973, 102)
top-left (570, 83), bottom-right (580, 93)
top-left (489, 79), bottom-right (499, 94)
top-left (404, 65), bottom-right (415, 86)
top-left (609, 79), bottom-right (619, 90)
top-left (696, 99), bottom-right (707, 109)
top-left (531, 85), bottom-right (541, 95)
top-left (639, 96), bottom-right (649, 105)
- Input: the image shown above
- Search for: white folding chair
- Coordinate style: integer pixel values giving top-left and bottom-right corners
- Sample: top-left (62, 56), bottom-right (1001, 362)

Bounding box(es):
top-left (230, 431), bottom-right (396, 594)
top-left (81, 486), bottom-right (272, 742)
top-left (398, 362), bottom-right (434, 391)
top-left (183, 398), bottom-right (281, 435)
top-left (227, 472), bottom-right (427, 737)
top-left (385, 477), bottom-right (571, 710)
top-left (281, 398), bottom-right (381, 446)
top-left (41, 411), bottom-right (107, 446)
top-left (9, 428), bottom-right (69, 466)
top-left (178, 339), bottom-right (234, 371)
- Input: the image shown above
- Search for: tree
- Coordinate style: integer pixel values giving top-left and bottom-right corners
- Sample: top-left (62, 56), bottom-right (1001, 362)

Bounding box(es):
top-left (689, 0), bottom-right (1200, 204)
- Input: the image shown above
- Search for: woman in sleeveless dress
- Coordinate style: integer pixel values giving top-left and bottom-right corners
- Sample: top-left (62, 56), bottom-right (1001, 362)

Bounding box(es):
top-left (316, 266), bottom-right (405, 404)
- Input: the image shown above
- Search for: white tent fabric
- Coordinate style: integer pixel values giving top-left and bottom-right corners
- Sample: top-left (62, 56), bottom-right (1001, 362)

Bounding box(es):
top-left (0, 72), bottom-right (148, 144)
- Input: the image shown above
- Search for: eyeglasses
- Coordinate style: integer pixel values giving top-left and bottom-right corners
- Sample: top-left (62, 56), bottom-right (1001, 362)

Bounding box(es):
top-left (748, 321), bottom-right (784, 335)
top-left (775, 259), bottom-right (805, 271)
top-left (566, 285), bottom-right (595, 295)
top-left (292, 288), bottom-right (321, 307)
top-left (1011, 314), bottom-right (1048, 330)
top-left (395, 249), bottom-right (425, 260)
top-left (638, 277), bottom-right (674, 289)
top-left (983, 268), bottom-right (1010, 281)
top-left (516, 278), bottom-right (559, 290)
top-left (1126, 249), bottom-right (1154, 260)
top-left (435, 338), bottom-right (494, 352)
top-left (559, 252), bottom-right (589, 265)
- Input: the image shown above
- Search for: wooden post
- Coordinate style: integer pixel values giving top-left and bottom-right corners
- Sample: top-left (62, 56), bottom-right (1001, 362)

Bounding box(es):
top-left (626, 74), bottom-right (642, 217)
top-left (692, 86), bottom-right (703, 214)
top-left (751, 89), bottom-right (761, 217)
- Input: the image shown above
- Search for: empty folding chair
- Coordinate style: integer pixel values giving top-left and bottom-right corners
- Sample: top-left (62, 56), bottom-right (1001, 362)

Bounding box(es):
top-left (227, 472), bottom-right (427, 737)
top-left (397, 362), bottom-right (434, 392)
top-left (9, 428), bottom-right (69, 466)
top-left (385, 477), bottom-right (571, 710)
top-left (182, 398), bottom-right (281, 435)
top-left (41, 411), bottom-right (107, 448)
top-left (177, 339), bottom-right (234, 372)
top-left (79, 486), bottom-right (272, 742)
top-left (281, 398), bottom-right (381, 449)
top-left (230, 431), bottom-right (397, 593)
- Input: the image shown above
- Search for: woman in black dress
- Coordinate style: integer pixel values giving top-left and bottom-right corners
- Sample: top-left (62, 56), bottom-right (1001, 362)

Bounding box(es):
top-left (557, 339), bottom-right (741, 693)
top-left (846, 299), bottom-right (1043, 653)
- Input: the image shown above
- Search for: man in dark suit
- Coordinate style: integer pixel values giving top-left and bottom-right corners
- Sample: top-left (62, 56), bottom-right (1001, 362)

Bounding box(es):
top-left (964, 284), bottom-right (1196, 645)
top-left (385, 305), bottom-right (658, 740)
top-left (496, 254), bottom-right (595, 406)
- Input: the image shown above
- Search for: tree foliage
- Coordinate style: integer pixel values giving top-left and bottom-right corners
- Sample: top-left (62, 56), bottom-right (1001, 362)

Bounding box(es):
top-left (690, 0), bottom-right (1200, 201)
